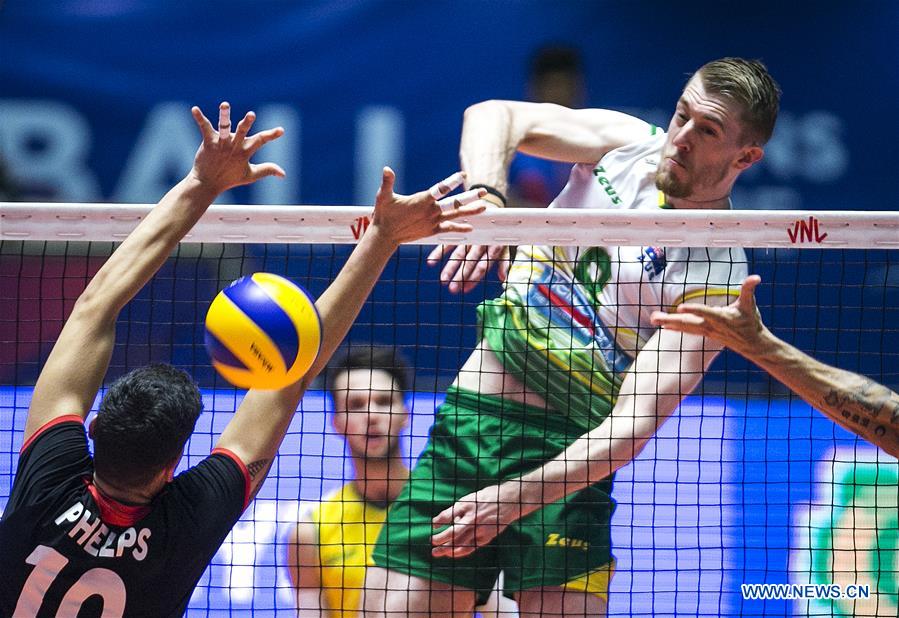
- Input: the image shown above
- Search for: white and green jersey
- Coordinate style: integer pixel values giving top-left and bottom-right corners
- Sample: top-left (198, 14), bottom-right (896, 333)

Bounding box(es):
top-left (479, 128), bottom-right (748, 432)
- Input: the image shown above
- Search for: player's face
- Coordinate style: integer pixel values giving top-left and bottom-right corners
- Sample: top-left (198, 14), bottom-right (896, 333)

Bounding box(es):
top-left (656, 76), bottom-right (762, 201)
top-left (331, 368), bottom-right (408, 459)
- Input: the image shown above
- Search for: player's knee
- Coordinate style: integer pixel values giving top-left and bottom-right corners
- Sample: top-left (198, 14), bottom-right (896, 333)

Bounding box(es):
top-left (515, 586), bottom-right (607, 617)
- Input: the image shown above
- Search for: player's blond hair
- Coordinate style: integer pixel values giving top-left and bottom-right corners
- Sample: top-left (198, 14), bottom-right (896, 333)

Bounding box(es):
top-left (696, 58), bottom-right (781, 145)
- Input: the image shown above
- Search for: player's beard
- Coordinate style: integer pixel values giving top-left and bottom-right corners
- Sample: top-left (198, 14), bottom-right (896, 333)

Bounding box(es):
top-left (656, 158), bottom-right (730, 200)
top-left (655, 164), bottom-right (690, 198)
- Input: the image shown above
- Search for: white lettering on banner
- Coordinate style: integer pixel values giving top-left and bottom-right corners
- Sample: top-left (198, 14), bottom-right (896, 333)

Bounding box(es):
top-left (0, 100), bottom-right (101, 200)
top-left (252, 104), bottom-right (301, 205)
top-left (355, 106), bottom-right (405, 206)
top-left (114, 102), bottom-right (201, 202)
top-left (0, 100), bottom-right (848, 205)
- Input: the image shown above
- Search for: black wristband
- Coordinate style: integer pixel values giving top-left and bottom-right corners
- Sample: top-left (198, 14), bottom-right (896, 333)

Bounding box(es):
top-left (469, 184), bottom-right (507, 207)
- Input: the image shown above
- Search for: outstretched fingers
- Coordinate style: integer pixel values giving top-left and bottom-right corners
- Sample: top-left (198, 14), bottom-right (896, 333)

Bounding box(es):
top-left (247, 161), bottom-right (287, 181)
top-left (218, 102), bottom-right (232, 140)
top-left (375, 166), bottom-right (397, 204)
top-left (191, 106), bottom-right (216, 142)
top-left (428, 171), bottom-right (466, 201)
top-left (245, 126), bottom-right (285, 155)
top-left (650, 310), bottom-right (707, 332)
top-left (431, 505), bottom-right (476, 559)
top-left (433, 202), bottom-right (485, 235)
top-left (234, 111), bottom-right (256, 143)
top-left (436, 188), bottom-right (486, 210)
top-left (427, 244), bottom-right (450, 265)
top-left (737, 274), bottom-right (762, 312)
top-left (462, 245), bottom-right (505, 291)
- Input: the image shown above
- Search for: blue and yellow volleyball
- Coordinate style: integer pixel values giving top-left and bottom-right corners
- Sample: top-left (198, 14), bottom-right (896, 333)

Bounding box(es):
top-left (204, 273), bottom-right (322, 389)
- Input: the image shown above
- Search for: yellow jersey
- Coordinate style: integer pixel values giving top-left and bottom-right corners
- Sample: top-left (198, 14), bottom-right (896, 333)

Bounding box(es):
top-left (310, 483), bottom-right (387, 618)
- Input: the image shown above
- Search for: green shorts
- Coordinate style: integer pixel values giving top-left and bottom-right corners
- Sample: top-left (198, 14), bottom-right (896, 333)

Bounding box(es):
top-left (370, 386), bottom-right (616, 604)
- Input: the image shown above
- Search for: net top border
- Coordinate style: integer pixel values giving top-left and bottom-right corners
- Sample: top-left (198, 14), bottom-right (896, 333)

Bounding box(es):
top-left (3, 203), bottom-right (898, 249)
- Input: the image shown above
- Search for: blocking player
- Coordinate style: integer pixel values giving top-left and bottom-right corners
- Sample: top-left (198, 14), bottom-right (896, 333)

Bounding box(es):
top-left (651, 274), bottom-right (899, 457)
top-left (366, 58), bottom-right (780, 617)
top-left (0, 102), bottom-right (486, 616)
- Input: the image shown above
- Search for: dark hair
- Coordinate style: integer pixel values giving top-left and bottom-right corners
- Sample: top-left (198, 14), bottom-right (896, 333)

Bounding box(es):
top-left (695, 57), bottom-right (781, 145)
top-left (93, 364), bottom-right (203, 487)
top-left (530, 45), bottom-right (583, 79)
top-left (326, 346), bottom-right (412, 397)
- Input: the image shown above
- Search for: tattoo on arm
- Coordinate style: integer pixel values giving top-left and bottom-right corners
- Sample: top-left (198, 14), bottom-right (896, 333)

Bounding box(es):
top-left (245, 458), bottom-right (273, 504)
top-left (247, 459), bottom-right (270, 480)
top-left (822, 379), bottom-right (899, 438)
top-left (888, 400), bottom-right (899, 427)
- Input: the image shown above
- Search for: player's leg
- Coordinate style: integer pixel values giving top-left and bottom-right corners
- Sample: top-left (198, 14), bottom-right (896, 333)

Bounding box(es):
top-left (363, 566), bottom-right (477, 618)
top-left (515, 587), bottom-right (607, 618)
top-left (368, 387), bottom-right (503, 614)
top-left (500, 410), bottom-right (616, 618)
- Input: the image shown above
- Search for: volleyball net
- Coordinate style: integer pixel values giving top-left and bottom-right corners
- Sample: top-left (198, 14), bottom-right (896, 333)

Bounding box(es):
top-left (2, 204), bottom-right (898, 617)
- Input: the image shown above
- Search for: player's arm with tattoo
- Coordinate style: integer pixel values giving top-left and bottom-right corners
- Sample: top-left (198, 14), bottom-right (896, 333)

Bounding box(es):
top-left (761, 350), bottom-right (899, 456)
top-left (651, 275), bottom-right (899, 457)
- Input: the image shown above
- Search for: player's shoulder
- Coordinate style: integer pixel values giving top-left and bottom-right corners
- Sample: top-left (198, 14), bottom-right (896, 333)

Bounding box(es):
top-left (6, 418), bottom-right (92, 516)
top-left (162, 450), bottom-right (249, 513)
top-left (20, 415), bottom-right (87, 455)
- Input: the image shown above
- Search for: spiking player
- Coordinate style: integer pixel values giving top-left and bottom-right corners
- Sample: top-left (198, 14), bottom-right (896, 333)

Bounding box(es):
top-left (0, 102), bottom-right (486, 617)
top-left (366, 58), bottom-right (781, 617)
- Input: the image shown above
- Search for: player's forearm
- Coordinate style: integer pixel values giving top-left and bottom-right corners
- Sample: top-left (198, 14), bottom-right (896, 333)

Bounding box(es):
top-left (500, 333), bottom-right (718, 517)
top-left (217, 225), bottom-right (399, 471)
top-left (304, 224), bottom-right (399, 380)
top-left (76, 175), bottom-right (217, 321)
top-left (459, 100), bottom-right (518, 194)
top-left (748, 330), bottom-right (899, 456)
top-left (502, 390), bottom-right (682, 518)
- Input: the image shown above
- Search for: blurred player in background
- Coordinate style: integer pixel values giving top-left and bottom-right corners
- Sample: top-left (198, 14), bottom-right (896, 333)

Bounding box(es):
top-left (508, 45), bottom-right (586, 208)
top-left (287, 346), bottom-right (412, 617)
top-left (287, 345), bottom-right (518, 617)
top-left (0, 101), bottom-right (486, 617)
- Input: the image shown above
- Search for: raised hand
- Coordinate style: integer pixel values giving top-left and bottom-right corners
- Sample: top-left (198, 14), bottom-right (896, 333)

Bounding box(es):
top-left (370, 168), bottom-right (488, 247)
top-left (650, 275), bottom-right (765, 356)
top-left (189, 102), bottom-right (286, 195)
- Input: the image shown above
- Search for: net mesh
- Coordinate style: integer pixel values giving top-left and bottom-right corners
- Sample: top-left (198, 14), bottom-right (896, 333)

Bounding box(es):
top-left (2, 206), bottom-right (898, 617)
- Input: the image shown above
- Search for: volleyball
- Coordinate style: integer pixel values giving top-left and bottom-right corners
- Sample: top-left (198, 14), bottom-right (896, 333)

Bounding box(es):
top-left (204, 273), bottom-right (322, 389)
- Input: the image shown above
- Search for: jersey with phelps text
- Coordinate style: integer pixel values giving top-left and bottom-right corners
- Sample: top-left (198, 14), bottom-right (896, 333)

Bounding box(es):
top-left (0, 417), bottom-right (251, 617)
top-left (479, 125), bottom-right (748, 432)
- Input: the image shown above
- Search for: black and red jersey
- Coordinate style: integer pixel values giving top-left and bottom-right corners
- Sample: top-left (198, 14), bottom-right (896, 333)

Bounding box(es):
top-left (0, 416), bottom-right (251, 617)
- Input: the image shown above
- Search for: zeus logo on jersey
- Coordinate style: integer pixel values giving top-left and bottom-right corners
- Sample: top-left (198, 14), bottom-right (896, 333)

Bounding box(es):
top-left (639, 246), bottom-right (667, 279)
top-left (592, 166), bottom-right (622, 205)
top-left (54, 501), bottom-right (151, 561)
